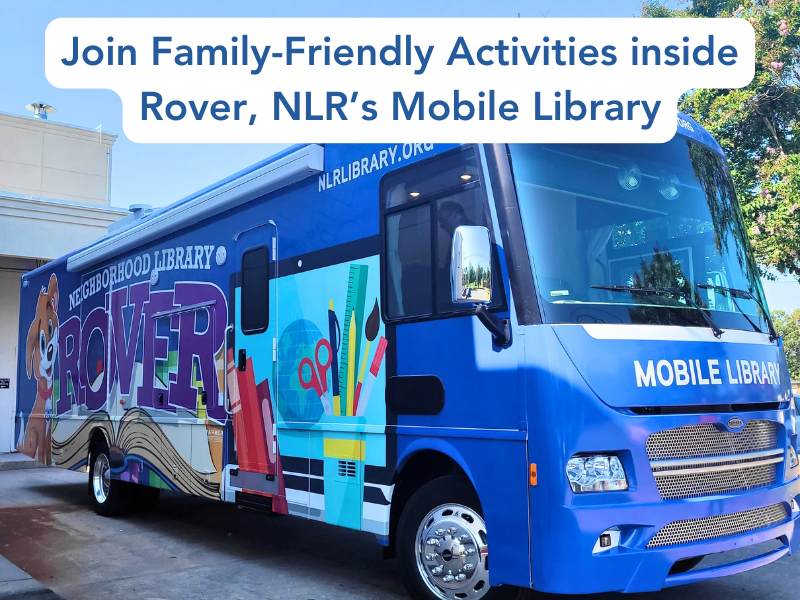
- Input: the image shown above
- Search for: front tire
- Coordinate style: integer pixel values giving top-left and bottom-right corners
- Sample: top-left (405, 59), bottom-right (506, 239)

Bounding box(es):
top-left (397, 476), bottom-right (523, 600)
top-left (89, 442), bottom-right (128, 517)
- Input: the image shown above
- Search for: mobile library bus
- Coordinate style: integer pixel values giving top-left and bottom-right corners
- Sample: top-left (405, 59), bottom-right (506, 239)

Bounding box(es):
top-left (15, 115), bottom-right (800, 598)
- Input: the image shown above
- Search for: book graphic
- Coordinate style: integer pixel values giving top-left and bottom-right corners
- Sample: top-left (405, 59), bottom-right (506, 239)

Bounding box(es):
top-left (51, 408), bottom-right (220, 499)
top-left (227, 349), bottom-right (277, 475)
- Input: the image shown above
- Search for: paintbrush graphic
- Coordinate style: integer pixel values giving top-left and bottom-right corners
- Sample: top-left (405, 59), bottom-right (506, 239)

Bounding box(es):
top-left (353, 300), bottom-right (380, 414)
top-left (328, 299), bottom-right (341, 416)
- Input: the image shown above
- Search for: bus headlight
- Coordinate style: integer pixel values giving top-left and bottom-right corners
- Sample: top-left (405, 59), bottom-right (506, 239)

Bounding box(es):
top-left (566, 455), bottom-right (628, 493)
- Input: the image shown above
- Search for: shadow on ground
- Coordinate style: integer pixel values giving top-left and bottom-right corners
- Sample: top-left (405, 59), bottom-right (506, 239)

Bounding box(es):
top-left (0, 470), bottom-right (796, 600)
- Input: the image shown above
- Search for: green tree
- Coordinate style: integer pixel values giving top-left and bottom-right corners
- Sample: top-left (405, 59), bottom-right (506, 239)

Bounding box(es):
top-left (772, 309), bottom-right (800, 378)
top-left (642, 0), bottom-right (800, 279)
top-left (465, 263), bottom-right (476, 287)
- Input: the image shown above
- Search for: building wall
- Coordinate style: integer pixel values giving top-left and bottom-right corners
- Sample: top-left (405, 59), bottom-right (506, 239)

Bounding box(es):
top-left (0, 111), bottom-right (127, 453)
top-left (0, 112), bottom-right (116, 206)
top-left (0, 197), bottom-right (129, 453)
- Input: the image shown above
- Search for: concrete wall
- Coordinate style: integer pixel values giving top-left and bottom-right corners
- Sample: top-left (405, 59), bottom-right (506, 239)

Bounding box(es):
top-left (0, 194), bottom-right (129, 261)
top-left (0, 112), bottom-right (116, 206)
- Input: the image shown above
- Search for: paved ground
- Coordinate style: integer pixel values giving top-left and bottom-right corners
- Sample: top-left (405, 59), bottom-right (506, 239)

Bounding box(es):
top-left (0, 467), bottom-right (797, 600)
top-left (0, 554), bottom-right (59, 599)
top-left (0, 453), bottom-right (38, 472)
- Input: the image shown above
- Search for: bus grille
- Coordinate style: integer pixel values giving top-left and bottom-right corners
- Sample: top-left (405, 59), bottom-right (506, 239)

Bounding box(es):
top-left (654, 463), bottom-right (778, 500)
top-left (646, 421), bottom-right (780, 500)
top-left (646, 503), bottom-right (789, 548)
top-left (646, 421), bottom-right (777, 461)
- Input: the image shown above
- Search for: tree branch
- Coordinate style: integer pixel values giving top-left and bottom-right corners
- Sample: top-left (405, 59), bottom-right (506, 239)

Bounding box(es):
top-left (752, 103), bottom-right (785, 154)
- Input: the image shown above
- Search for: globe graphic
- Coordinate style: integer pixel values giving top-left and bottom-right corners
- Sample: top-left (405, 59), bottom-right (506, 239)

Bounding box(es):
top-left (277, 319), bottom-right (324, 427)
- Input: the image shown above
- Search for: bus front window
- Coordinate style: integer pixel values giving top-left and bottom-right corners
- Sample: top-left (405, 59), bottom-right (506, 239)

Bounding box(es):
top-left (509, 138), bottom-right (771, 333)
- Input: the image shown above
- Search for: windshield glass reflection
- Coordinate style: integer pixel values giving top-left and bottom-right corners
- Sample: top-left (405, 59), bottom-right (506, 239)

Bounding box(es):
top-left (509, 137), bottom-right (770, 332)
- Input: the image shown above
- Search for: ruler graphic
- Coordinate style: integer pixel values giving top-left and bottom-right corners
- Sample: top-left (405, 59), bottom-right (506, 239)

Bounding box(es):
top-left (339, 264), bottom-right (368, 416)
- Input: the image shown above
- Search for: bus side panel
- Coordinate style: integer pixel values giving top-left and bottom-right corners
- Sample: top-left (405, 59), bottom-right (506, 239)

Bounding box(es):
top-left (395, 434), bottom-right (532, 588)
top-left (392, 316), bottom-right (531, 588)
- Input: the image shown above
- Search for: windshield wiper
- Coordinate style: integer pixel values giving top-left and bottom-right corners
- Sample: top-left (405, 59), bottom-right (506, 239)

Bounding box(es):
top-left (697, 283), bottom-right (778, 342)
top-left (591, 285), bottom-right (724, 338)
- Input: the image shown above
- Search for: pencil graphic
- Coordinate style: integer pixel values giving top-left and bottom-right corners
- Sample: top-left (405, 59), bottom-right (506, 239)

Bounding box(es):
top-left (346, 311), bottom-right (357, 415)
top-left (328, 299), bottom-right (341, 416)
top-left (354, 300), bottom-right (380, 414)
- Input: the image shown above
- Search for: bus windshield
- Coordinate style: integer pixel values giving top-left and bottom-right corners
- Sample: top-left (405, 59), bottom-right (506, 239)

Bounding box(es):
top-left (509, 137), bottom-right (771, 332)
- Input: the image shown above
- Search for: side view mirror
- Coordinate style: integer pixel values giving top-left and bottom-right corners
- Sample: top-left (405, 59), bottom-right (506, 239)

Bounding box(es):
top-left (450, 225), bottom-right (511, 347)
top-left (451, 226), bottom-right (493, 305)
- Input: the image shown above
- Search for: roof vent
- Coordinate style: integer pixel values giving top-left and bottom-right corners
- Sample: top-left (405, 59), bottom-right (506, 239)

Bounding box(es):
top-left (107, 204), bottom-right (154, 233)
top-left (128, 204), bottom-right (153, 219)
top-left (26, 103), bottom-right (56, 120)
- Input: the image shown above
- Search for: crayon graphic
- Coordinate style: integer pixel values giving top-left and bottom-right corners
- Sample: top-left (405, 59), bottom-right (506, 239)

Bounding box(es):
top-left (356, 336), bottom-right (388, 417)
top-left (346, 311), bottom-right (357, 416)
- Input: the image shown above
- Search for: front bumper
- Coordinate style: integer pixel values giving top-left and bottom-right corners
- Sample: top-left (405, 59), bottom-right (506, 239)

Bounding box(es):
top-left (532, 474), bottom-right (800, 594)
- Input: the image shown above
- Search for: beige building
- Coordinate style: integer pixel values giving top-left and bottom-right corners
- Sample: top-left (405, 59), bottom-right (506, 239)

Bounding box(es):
top-left (0, 109), bottom-right (128, 453)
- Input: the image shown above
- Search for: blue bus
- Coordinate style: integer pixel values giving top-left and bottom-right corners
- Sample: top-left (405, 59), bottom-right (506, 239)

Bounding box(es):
top-left (15, 114), bottom-right (799, 598)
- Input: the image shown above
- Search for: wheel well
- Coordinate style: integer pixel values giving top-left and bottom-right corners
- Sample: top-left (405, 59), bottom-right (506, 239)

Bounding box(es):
top-left (385, 450), bottom-right (477, 559)
top-left (88, 428), bottom-right (109, 462)
top-left (86, 428), bottom-right (109, 494)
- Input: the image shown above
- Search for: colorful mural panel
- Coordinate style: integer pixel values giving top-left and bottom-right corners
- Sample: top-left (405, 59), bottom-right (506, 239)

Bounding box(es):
top-left (17, 261), bottom-right (230, 499)
top-left (273, 257), bottom-right (390, 534)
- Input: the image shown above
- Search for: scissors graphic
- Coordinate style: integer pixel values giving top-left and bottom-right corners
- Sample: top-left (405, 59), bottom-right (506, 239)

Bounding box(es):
top-left (298, 338), bottom-right (333, 415)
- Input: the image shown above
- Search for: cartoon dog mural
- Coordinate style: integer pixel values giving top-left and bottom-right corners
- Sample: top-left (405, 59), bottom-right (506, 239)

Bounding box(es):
top-left (18, 274), bottom-right (59, 465)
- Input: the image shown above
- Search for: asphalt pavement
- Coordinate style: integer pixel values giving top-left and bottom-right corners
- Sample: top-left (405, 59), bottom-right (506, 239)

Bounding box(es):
top-left (0, 466), bottom-right (797, 599)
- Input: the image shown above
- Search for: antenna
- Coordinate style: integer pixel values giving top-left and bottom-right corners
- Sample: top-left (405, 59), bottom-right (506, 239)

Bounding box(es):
top-left (26, 103), bottom-right (56, 120)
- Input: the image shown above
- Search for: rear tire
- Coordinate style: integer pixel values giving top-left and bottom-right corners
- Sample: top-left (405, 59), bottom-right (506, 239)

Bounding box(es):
top-left (89, 442), bottom-right (129, 517)
top-left (396, 476), bottom-right (526, 600)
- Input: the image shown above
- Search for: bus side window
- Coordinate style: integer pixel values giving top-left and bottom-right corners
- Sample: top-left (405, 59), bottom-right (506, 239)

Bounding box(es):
top-left (241, 245), bottom-right (270, 334)
top-left (385, 206), bottom-right (432, 318)
top-left (381, 146), bottom-right (496, 321)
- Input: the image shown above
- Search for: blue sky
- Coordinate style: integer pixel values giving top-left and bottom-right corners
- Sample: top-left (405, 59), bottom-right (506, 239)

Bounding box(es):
top-left (0, 0), bottom-right (797, 311)
top-left (0, 0), bottom-right (646, 209)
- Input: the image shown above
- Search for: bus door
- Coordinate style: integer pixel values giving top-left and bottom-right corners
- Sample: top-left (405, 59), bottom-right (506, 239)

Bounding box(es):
top-left (230, 222), bottom-right (281, 500)
top-left (379, 145), bottom-right (528, 586)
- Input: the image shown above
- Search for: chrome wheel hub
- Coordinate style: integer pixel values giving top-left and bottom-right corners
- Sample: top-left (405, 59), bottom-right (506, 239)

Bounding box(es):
top-left (415, 504), bottom-right (489, 600)
top-left (92, 453), bottom-right (110, 504)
